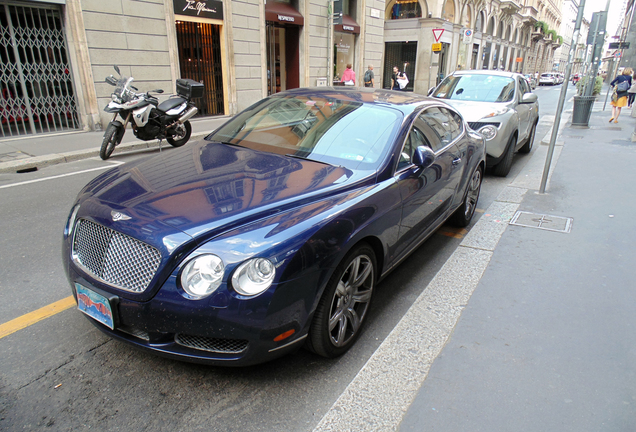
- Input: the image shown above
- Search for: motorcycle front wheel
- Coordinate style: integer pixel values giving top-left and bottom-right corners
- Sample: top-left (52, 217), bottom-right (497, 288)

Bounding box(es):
top-left (167, 120), bottom-right (192, 147)
top-left (100, 123), bottom-right (120, 160)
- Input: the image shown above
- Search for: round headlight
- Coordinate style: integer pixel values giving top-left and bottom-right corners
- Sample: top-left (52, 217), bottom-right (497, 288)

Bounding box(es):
top-left (478, 125), bottom-right (498, 141)
top-left (180, 254), bottom-right (225, 299)
top-left (232, 258), bottom-right (275, 296)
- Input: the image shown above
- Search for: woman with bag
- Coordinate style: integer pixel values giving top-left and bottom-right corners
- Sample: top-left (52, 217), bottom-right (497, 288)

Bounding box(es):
top-left (609, 67), bottom-right (632, 123)
top-left (341, 64), bottom-right (356, 86)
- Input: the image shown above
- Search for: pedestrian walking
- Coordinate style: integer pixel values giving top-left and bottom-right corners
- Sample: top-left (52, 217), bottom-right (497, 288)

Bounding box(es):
top-left (628, 77), bottom-right (636, 107)
top-left (391, 66), bottom-right (400, 90)
top-left (609, 67), bottom-right (633, 123)
top-left (363, 65), bottom-right (375, 87)
top-left (341, 64), bottom-right (356, 86)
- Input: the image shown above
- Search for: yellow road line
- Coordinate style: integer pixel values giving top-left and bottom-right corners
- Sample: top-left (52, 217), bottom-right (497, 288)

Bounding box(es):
top-left (0, 296), bottom-right (76, 340)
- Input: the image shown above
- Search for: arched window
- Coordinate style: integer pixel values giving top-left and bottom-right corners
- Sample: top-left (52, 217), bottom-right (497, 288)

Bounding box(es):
top-left (462, 6), bottom-right (471, 27)
top-left (497, 20), bottom-right (504, 38)
top-left (386, 0), bottom-right (422, 20)
top-left (505, 25), bottom-right (512, 41)
top-left (513, 29), bottom-right (518, 44)
top-left (486, 16), bottom-right (495, 35)
top-left (442, 0), bottom-right (455, 23)
top-left (474, 11), bottom-right (484, 32)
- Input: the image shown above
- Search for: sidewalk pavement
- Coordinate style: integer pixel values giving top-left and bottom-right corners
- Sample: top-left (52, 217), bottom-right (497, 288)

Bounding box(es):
top-left (398, 94), bottom-right (636, 429)
top-left (0, 115), bottom-right (230, 173)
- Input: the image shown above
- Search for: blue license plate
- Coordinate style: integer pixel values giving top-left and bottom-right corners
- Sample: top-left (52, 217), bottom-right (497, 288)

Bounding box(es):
top-left (75, 283), bottom-right (115, 329)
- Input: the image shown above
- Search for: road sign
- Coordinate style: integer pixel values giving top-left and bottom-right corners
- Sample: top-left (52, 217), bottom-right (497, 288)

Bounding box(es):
top-left (609, 42), bottom-right (630, 49)
top-left (432, 43), bottom-right (442, 52)
top-left (614, 51), bottom-right (622, 58)
top-left (462, 28), bottom-right (473, 44)
top-left (432, 29), bottom-right (444, 42)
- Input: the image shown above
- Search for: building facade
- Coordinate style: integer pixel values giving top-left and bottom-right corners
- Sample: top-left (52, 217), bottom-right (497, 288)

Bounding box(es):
top-left (0, 0), bottom-right (564, 140)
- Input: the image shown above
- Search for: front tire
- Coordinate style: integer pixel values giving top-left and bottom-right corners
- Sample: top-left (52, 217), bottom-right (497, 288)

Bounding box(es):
top-left (167, 120), bottom-right (192, 147)
top-left (308, 244), bottom-right (376, 358)
top-left (492, 135), bottom-right (516, 177)
top-left (450, 166), bottom-right (482, 227)
top-left (99, 123), bottom-right (121, 160)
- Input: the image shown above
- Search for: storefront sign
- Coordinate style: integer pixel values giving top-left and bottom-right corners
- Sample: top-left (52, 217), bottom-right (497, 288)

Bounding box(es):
top-left (278, 15), bottom-right (295, 22)
top-left (174, 0), bottom-right (223, 20)
top-left (343, 25), bottom-right (355, 31)
top-left (516, 57), bottom-right (523, 63)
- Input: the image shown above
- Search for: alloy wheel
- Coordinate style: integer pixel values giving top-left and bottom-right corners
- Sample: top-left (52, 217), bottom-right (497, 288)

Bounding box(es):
top-left (328, 255), bottom-right (374, 347)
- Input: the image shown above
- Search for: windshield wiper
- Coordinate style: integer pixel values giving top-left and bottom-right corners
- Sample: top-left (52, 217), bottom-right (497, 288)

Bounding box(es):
top-left (285, 154), bottom-right (335, 167)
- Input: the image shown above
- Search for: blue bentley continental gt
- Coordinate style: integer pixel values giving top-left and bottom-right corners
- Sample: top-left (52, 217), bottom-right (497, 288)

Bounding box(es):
top-left (62, 88), bottom-right (485, 366)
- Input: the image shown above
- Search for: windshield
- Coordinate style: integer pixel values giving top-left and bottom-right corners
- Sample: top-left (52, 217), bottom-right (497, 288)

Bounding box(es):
top-left (207, 95), bottom-right (402, 171)
top-left (432, 75), bottom-right (515, 103)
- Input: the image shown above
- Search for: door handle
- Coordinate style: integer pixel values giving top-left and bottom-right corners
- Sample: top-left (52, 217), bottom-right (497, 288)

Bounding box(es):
top-left (452, 157), bottom-right (461, 166)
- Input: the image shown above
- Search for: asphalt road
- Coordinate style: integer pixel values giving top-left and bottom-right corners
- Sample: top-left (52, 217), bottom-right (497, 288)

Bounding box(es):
top-left (0, 84), bottom-right (574, 431)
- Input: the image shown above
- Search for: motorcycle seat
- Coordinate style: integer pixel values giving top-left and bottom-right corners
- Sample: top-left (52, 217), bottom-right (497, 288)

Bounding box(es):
top-left (158, 97), bottom-right (186, 113)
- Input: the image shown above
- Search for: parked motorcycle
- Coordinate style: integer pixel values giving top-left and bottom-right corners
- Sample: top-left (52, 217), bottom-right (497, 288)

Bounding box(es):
top-left (100, 65), bottom-right (203, 160)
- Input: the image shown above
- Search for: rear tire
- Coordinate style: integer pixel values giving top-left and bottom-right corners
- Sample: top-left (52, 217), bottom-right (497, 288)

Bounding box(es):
top-left (519, 122), bottom-right (537, 154)
top-left (492, 135), bottom-right (516, 177)
top-left (167, 120), bottom-right (192, 147)
top-left (308, 244), bottom-right (376, 358)
top-left (450, 166), bottom-right (482, 227)
top-left (99, 123), bottom-right (120, 160)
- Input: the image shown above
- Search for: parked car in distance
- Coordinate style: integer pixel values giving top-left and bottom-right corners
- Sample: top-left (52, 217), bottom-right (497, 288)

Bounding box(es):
top-left (62, 88), bottom-right (486, 366)
top-left (524, 74), bottom-right (537, 89)
top-left (429, 70), bottom-right (539, 177)
top-left (539, 72), bottom-right (557, 86)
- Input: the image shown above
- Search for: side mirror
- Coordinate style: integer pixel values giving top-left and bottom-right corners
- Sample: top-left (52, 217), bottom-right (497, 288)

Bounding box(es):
top-left (521, 93), bottom-right (538, 104)
top-left (428, 87), bottom-right (435, 96)
top-left (105, 75), bottom-right (117, 86)
top-left (113, 65), bottom-right (121, 75)
top-left (151, 89), bottom-right (164, 94)
top-left (412, 146), bottom-right (436, 169)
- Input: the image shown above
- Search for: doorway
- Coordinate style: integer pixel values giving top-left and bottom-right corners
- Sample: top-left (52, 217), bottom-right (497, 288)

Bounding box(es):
top-left (266, 23), bottom-right (299, 95)
top-left (437, 42), bottom-right (450, 85)
top-left (175, 21), bottom-right (224, 116)
top-left (383, 41), bottom-right (417, 91)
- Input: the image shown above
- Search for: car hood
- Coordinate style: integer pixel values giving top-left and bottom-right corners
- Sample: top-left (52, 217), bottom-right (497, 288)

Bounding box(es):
top-left (77, 140), bottom-right (361, 249)
top-left (440, 100), bottom-right (512, 122)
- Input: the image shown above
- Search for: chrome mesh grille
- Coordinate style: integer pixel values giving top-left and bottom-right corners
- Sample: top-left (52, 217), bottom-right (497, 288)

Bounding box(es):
top-left (72, 219), bottom-right (161, 293)
top-left (175, 334), bottom-right (248, 354)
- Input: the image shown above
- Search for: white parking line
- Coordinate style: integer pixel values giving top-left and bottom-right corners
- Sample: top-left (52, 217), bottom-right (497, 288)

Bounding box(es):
top-left (0, 161), bottom-right (122, 190)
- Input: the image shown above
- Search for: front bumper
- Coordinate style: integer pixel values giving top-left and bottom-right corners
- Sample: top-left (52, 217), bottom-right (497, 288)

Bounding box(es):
top-left (66, 265), bottom-right (320, 366)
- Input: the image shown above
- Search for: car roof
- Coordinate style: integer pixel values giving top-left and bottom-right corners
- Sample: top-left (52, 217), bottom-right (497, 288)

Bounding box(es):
top-left (450, 69), bottom-right (522, 79)
top-left (275, 87), bottom-right (442, 116)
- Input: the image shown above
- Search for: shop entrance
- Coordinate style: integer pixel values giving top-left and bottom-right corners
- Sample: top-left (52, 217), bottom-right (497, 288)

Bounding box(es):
top-left (175, 21), bottom-right (224, 116)
top-left (0, 1), bottom-right (80, 138)
top-left (266, 23), bottom-right (299, 95)
top-left (383, 41), bottom-right (417, 91)
top-left (437, 42), bottom-right (450, 85)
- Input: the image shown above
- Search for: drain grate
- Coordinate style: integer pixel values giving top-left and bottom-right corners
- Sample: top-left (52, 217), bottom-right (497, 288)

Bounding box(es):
top-left (510, 211), bottom-right (573, 233)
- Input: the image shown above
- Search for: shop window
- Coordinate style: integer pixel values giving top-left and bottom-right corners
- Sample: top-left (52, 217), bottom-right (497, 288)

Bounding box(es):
top-left (387, 0), bottom-right (422, 20)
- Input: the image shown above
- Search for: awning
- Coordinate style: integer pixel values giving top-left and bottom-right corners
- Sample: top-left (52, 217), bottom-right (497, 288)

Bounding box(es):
top-left (265, 2), bottom-right (304, 26)
top-left (334, 15), bottom-right (360, 34)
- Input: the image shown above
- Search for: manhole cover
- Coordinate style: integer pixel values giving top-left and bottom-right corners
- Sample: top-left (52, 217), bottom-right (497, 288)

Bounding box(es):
top-left (510, 211), bottom-right (573, 233)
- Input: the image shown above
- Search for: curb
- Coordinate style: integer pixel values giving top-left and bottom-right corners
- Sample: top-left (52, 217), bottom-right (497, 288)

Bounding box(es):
top-left (0, 132), bottom-right (210, 174)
